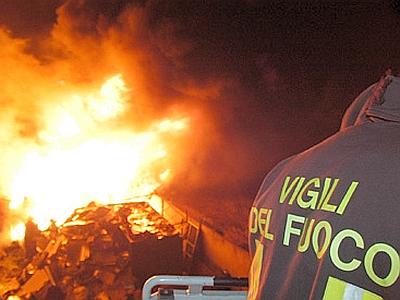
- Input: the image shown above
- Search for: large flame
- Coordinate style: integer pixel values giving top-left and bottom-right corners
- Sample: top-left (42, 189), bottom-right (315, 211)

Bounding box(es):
top-left (7, 74), bottom-right (188, 239)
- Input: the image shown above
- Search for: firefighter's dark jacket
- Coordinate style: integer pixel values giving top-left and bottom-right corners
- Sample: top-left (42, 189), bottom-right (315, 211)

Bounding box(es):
top-left (248, 75), bottom-right (400, 300)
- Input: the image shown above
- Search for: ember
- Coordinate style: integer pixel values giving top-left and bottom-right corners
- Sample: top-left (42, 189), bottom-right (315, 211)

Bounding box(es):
top-left (3, 200), bottom-right (183, 299)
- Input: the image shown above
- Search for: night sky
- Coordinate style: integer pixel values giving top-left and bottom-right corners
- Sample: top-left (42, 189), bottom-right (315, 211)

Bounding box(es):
top-left (0, 1), bottom-right (399, 223)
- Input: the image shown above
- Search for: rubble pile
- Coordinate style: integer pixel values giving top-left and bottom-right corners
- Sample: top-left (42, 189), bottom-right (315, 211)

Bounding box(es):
top-left (0, 243), bottom-right (25, 295)
top-left (4, 201), bottom-right (183, 300)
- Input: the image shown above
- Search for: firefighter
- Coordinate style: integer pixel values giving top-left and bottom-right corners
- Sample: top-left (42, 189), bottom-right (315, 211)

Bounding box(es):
top-left (248, 71), bottom-right (400, 299)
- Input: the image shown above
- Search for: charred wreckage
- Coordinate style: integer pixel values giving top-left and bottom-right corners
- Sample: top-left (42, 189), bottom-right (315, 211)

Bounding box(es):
top-left (3, 201), bottom-right (184, 299)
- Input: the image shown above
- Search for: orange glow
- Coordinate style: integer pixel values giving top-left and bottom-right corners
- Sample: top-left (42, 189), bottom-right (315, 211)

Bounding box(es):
top-left (88, 74), bottom-right (128, 121)
top-left (7, 74), bottom-right (188, 235)
top-left (159, 169), bottom-right (171, 182)
top-left (10, 222), bottom-right (25, 242)
top-left (158, 119), bottom-right (189, 132)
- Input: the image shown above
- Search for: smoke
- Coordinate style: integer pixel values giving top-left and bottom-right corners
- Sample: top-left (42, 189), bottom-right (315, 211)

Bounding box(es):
top-left (39, 0), bottom-right (289, 203)
top-left (0, 0), bottom-right (399, 238)
top-left (0, 0), bottom-right (235, 237)
top-left (45, 0), bottom-right (235, 198)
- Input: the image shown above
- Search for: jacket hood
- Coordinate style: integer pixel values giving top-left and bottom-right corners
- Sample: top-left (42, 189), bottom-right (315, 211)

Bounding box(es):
top-left (340, 74), bottom-right (400, 131)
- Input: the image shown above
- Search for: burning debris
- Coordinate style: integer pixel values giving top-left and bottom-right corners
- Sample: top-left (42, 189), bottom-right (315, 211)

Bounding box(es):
top-left (1, 71), bottom-right (189, 242)
top-left (2, 200), bottom-right (183, 300)
top-left (0, 27), bottom-right (189, 300)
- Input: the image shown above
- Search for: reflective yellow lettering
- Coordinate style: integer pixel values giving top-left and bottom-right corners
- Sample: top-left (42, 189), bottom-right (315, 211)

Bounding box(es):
top-left (364, 243), bottom-right (400, 287)
top-left (298, 218), bottom-right (315, 252)
top-left (257, 208), bottom-right (274, 240)
top-left (297, 178), bottom-right (320, 210)
top-left (319, 178), bottom-right (339, 212)
top-left (336, 181), bottom-right (359, 215)
top-left (330, 229), bottom-right (364, 271)
top-left (312, 220), bottom-right (332, 259)
top-left (279, 176), bottom-right (299, 204)
top-left (249, 207), bottom-right (258, 234)
top-left (283, 213), bottom-right (305, 246)
top-left (288, 177), bottom-right (306, 205)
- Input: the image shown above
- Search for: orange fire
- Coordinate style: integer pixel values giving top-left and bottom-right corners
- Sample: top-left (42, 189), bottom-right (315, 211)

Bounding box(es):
top-left (7, 74), bottom-right (188, 240)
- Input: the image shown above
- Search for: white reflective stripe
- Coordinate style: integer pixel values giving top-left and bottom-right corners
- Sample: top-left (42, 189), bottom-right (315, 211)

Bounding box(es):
top-left (343, 283), bottom-right (363, 300)
top-left (323, 276), bottom-right (383, 300)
